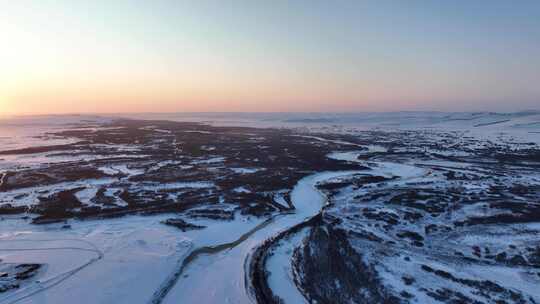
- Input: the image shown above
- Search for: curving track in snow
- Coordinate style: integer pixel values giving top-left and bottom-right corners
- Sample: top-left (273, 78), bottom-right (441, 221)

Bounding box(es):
top-left (0, 239), bottom-right (103, 304)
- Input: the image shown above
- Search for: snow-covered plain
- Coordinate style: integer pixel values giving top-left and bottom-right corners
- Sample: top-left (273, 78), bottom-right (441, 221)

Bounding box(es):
top-left (0, 215), bottom-right (185, 304)
top-left (1, 112), bottom-right (539, 304)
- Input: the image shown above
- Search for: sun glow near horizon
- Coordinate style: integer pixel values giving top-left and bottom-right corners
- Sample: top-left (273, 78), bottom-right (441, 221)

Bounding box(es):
top-left (1, 0), bottom-right (539, 115)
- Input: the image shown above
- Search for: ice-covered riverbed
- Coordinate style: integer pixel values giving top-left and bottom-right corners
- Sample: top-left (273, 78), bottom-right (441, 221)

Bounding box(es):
top-left (159, 148), bottom-right (429, 304)
top-left (158, 170), bottom-right (361, 304)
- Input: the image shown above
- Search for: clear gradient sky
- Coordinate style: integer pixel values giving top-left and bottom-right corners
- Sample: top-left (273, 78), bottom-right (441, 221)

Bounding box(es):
top-left (1, 0), bottom-right (539, 115)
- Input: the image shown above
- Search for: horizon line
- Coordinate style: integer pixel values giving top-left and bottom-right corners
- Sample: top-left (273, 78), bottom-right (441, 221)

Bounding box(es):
top-left (2, 109), bottom-right (540, 118)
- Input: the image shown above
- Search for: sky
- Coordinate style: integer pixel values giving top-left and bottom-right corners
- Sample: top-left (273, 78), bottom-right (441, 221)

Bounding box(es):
top-left (1, 0), bottom-right (539, 115)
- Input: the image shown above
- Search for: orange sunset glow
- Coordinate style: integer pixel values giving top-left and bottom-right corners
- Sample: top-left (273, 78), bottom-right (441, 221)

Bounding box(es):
top-left (1, 1), bottom-right (539, 115)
